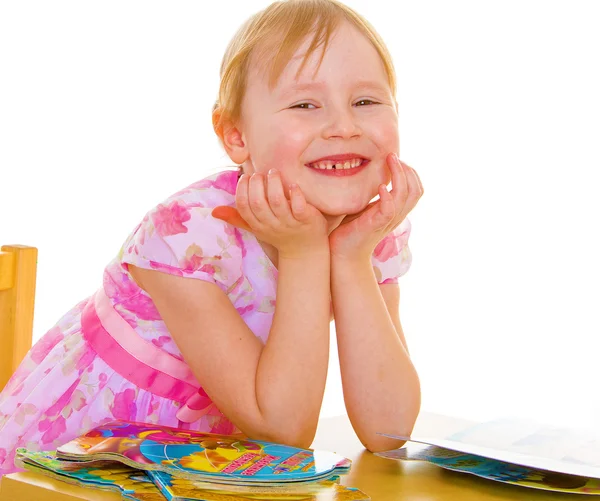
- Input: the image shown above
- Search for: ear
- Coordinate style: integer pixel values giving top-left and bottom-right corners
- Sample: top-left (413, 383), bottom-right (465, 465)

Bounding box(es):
top-left (212, 108), bottom-right (248, 165)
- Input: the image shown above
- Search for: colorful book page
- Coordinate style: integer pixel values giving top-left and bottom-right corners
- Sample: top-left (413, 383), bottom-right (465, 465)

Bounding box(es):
top-left (147, 470), bottom-right (370, 500)
top-left (57, 420), bottom-right (351, 484)
top-left (381, 417), bottom-right (600, 479)
top-left (377, 444), bottom-right (600, 495)
top-left (14, 449), bottom-right (165, 501)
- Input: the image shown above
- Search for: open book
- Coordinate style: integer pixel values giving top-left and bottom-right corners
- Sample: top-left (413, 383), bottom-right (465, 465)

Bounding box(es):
top-left (378, 416), bottom-right (600, 495)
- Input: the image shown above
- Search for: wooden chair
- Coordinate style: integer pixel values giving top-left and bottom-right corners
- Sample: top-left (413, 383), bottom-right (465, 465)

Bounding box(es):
top-left (0, 245), bottom-right (38, 392)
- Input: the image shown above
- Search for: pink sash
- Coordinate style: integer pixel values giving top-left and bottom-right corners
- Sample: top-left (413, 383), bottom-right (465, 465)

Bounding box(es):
top-left (81, 288), bottom-right (217, 423)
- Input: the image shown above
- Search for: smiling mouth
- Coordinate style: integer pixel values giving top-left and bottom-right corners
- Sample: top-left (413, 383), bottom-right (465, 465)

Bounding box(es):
top-left (307, 158), bottom-right (367, 171)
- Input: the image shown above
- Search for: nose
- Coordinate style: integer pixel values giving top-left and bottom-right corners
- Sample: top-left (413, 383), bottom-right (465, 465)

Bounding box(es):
top-left (321, 105), bottom-right (362, 140)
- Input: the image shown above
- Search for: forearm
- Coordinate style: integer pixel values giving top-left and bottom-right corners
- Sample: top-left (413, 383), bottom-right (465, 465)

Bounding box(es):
top-left (255, 246), bottom-right (331, 446)
top-left (332, 258), bottom-right (421, 452)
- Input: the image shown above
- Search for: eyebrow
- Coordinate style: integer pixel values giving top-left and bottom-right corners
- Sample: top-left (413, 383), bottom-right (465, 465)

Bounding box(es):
top-left (278, 80), bottom-right (390, 98)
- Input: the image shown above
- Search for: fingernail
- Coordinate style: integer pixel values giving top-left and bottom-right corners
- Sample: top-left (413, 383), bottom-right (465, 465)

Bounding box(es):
top-left (268, 168), bottom-right (277, 175)
top-left (393, 153), bottom-right (400, 163)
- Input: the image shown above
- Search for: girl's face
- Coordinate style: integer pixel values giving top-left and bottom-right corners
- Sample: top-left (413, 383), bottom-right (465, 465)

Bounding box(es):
top-left (238, 21), bottom-right (399, 218)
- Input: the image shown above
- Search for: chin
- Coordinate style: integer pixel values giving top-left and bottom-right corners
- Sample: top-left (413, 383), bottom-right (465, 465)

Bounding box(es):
top-left (316, 200), bottom-right (371, 218)
top-left (307, 186), bottom-right (380, 217)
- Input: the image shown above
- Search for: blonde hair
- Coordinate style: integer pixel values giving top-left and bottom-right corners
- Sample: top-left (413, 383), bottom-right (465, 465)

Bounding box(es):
top-left (213, 0), bottom-right (397, 137)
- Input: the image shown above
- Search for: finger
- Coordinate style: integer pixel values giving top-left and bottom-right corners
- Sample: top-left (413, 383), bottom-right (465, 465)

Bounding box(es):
top-left (248, 172), bottom-right (278, 225)
top-left (410, 165), bottom-right (424, 197)
top-left (388, 153), bottom-right (409, 208)
top-left (378, 183), bottom-right (396, 220)
top-left (235, 174), bottom-right (259, 227)
top-left (349, 186), bottom-right (393, 230)
top-left (401, 163), bottom-right (424, 206)
top-left (388, 164), bottom-right (423, 227)
top-left (365, 184), bottom-right (395, 230)
top-left (289, 184), bottom-right (309, 221)
top-left (267, 169), bottom-right (293, 221)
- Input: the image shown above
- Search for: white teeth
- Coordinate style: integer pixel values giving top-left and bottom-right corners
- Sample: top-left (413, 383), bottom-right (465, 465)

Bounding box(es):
top-left (311, 158), bottom-right (363, 170)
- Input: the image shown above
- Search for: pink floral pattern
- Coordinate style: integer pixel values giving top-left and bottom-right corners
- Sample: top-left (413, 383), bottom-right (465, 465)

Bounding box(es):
top-left (149, 261), bottom-right (184, 276)
top-left (151, 201), bottom-right (191, 237)
top-left (0, 168), bottom-right (411, 476)
top-left (29, 327), bottom-right (64, 365)
top-left (110, 389), bottom-right (138, 421)
top-left (372, 221), bottom-right (412, 283)
top-left (191, 171), bottom-right (238, 195)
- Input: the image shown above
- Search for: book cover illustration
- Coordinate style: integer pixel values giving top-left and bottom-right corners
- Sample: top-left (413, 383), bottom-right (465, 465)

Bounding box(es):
top-left (377, 444), bottom-right (600, 495)
top-left (147, 470), bottom-right (370, 500)
top-left (57, 420), bottom-right (352, 485)
top-left (380, 417), bottom-right (600, 480)
top-left (14, 448), bottom-right (165, 501)
top-left (15, 448), bottom-right (368, 501)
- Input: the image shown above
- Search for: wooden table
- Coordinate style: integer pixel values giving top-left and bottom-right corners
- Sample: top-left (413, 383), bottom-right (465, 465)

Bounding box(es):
top-left (0, 412), bottom-right (587, 500)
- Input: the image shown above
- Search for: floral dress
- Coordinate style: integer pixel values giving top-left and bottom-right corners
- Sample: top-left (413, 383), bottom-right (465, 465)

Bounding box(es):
top-left (0, 168), bottom-right (412, 476)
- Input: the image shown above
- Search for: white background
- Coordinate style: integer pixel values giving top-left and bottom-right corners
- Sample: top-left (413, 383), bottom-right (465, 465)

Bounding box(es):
top-left (1, 1), bottom-right (599, 429)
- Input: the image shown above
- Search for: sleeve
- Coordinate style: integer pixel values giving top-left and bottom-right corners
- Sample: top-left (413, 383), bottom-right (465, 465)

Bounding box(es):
top-left (120, 200), bottom-right (243, 292)
top-left (370, 218), bottom-right (412, 284)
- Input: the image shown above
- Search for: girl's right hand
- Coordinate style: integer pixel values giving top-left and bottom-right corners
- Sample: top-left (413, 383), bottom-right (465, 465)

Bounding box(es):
top-left (212, 169), bottom-right (329, 258)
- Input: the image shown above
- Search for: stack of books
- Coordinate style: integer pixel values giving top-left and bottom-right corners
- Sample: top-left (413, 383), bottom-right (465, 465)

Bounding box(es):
top-left (15, 420), bottom-right (369, 500)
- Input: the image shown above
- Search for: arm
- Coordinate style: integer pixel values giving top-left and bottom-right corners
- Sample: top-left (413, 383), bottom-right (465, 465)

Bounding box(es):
top-left (130, 245), bottom-right (330, 448)
top-left (331, 257), bottom-right (421, 452)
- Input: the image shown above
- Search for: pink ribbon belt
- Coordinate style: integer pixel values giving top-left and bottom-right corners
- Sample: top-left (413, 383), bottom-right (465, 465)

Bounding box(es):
top-left (81, 288), bottom-right (217, 423)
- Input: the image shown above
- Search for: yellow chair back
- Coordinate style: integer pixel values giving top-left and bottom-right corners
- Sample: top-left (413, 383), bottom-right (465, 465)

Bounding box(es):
top-left (0, 245), bottom-right (37, 391)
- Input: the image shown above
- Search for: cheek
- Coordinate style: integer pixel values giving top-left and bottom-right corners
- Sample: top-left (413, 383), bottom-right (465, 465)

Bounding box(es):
top-left (260, 120), bottom-right (309, 169)
top-left (370, 115), bottom-right (399, 185)
top-left (373, 115), bottom-right (400, 151)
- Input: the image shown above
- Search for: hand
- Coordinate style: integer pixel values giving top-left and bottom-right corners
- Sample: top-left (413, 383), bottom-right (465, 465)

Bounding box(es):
top-left (211, 168), bottom-right (330, 258)
top-left (329, 153), bottom-right (423, 261)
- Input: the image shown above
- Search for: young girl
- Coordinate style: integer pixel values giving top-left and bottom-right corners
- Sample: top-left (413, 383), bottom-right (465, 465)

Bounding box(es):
top-left (0, 0), bottom-right (423, 475)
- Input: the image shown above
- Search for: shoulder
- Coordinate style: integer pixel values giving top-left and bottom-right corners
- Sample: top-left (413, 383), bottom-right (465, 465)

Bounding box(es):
top-left (121, 168), bottom-right (245, 289)
top-left (153, 168), bottom-right (240, 214)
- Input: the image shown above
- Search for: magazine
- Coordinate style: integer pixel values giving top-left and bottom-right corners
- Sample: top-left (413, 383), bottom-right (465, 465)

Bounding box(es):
top-left (14, 449), bottom-right (164, 501)
top-left (15, 449), bottom-right (369, 500)
top-left (378, 416), bottom-right (600, 494)
top-left (56, 420), bottom-right (352, 485)
top-left (377, 444), bottom-right (600, 495)
top-left (147, 470), bottom-right (369, 500)
top-left (380, 417), bottom-right (600, 479)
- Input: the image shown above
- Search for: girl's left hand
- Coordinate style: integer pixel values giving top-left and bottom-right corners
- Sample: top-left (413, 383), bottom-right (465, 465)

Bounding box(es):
top-left (329, 153), bottom-right (423, 261)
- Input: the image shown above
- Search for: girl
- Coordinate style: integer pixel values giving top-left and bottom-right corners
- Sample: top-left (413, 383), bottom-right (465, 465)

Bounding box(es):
top-left (0, 0), bottom-right (423, 475)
